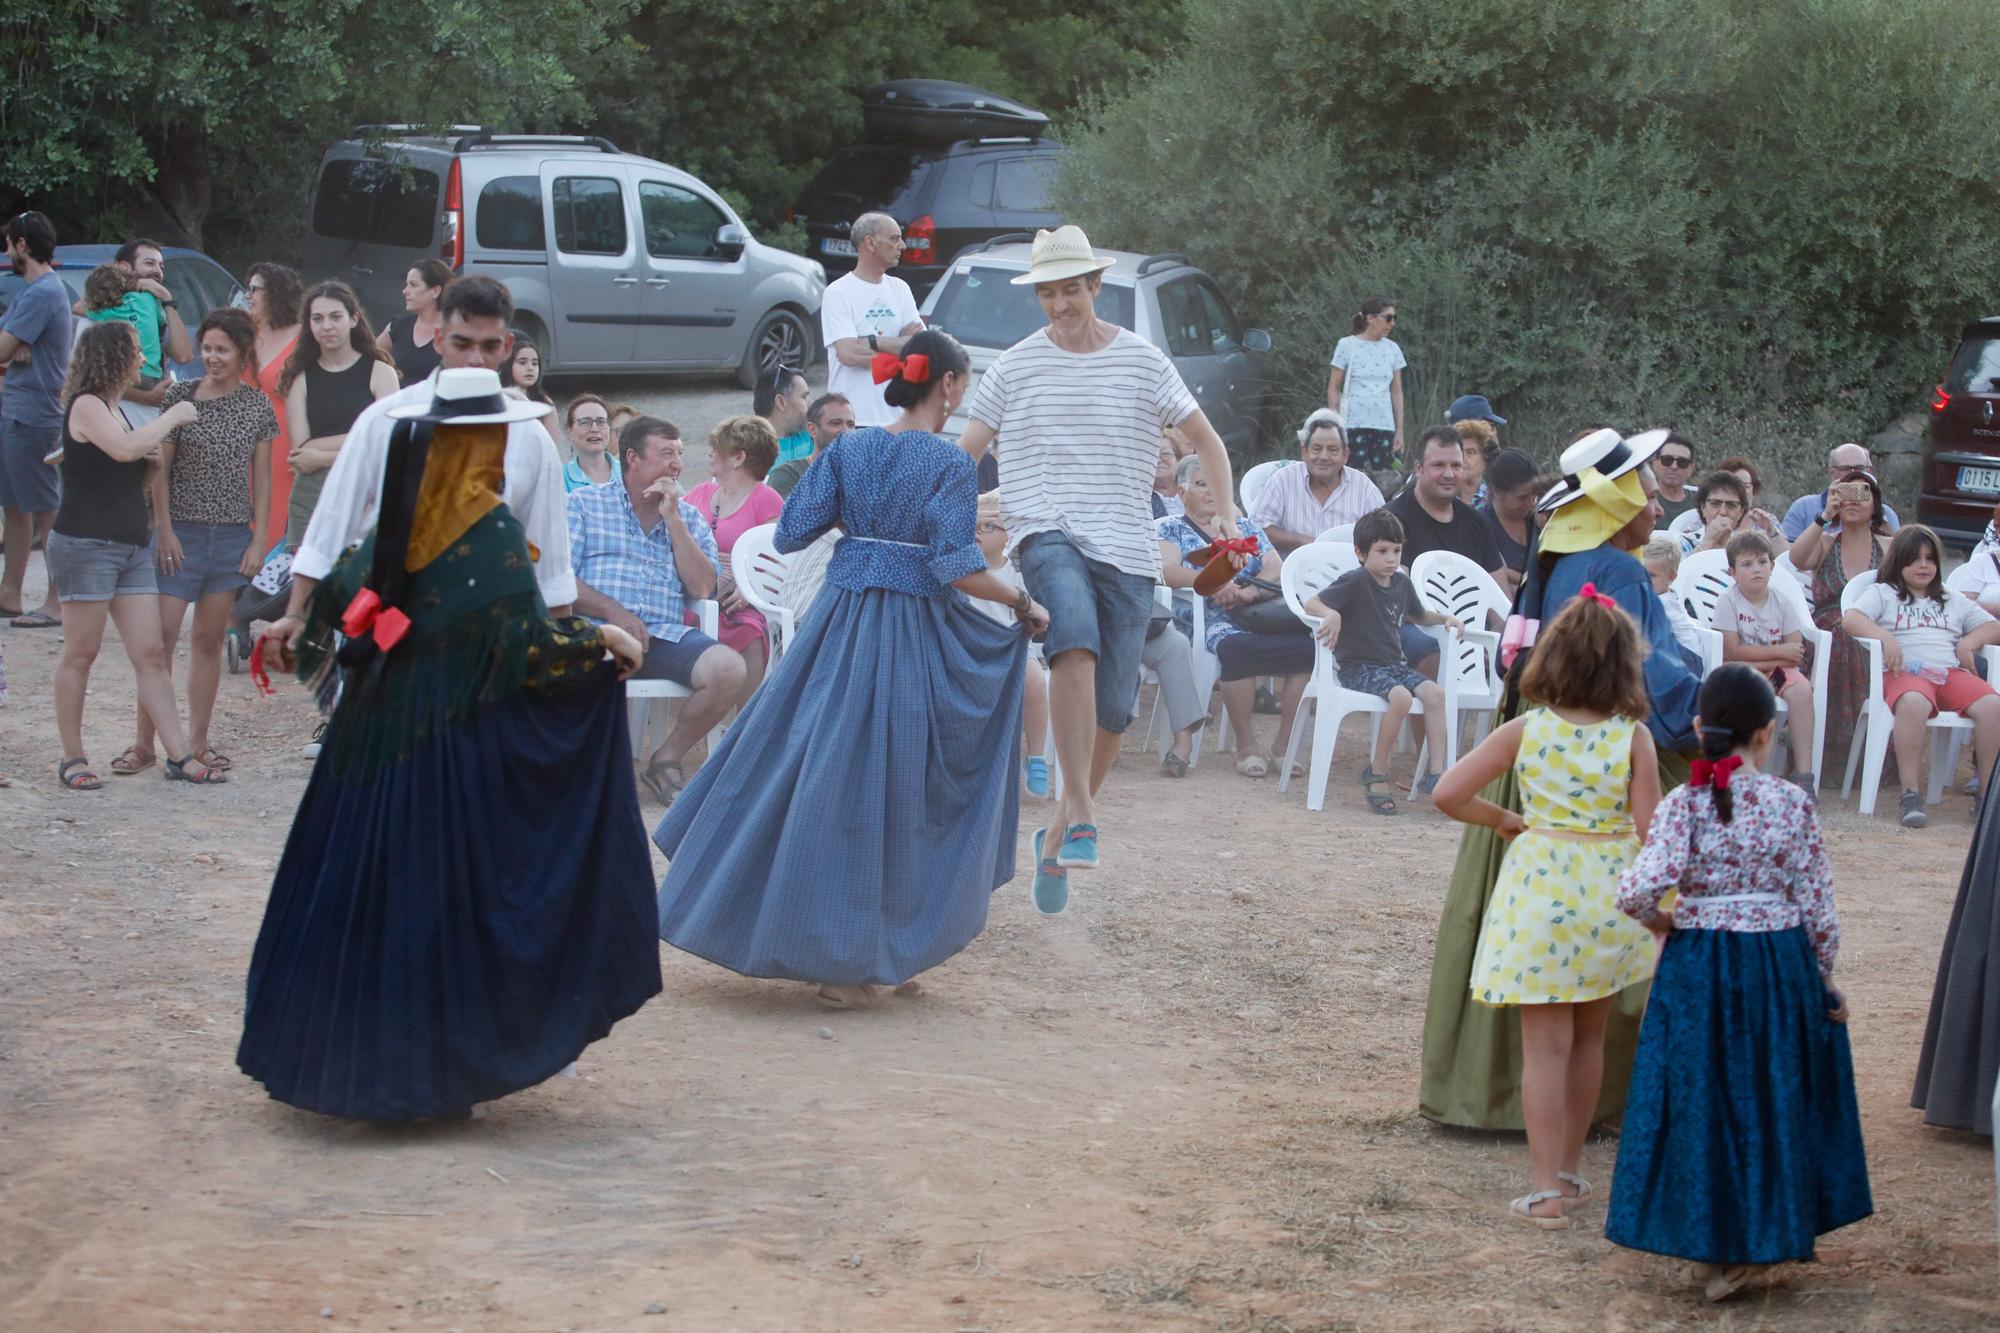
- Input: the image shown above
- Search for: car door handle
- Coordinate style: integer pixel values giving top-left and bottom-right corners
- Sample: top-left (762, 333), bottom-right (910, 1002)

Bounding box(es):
top-left (646, 277), bottom-right (671, 288)
top-left (612, 275), bottom-right (640, 286)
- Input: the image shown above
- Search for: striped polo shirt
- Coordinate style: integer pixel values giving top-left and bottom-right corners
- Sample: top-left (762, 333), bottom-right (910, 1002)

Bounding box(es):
top-left (968, 327), bottom-right (1198, 579)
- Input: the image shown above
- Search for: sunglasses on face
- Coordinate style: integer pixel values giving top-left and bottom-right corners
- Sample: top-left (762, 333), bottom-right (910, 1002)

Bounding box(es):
top-left (1658, 454), bottom-right (1693, 467)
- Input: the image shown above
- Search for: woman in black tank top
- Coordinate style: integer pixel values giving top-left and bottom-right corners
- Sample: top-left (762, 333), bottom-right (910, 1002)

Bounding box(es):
top-left (376, 260), bottom-right (450, 387)
top-left (280, 282), bottom-right (399, 549)
top-left (45, 322), bottom-right (227, 788)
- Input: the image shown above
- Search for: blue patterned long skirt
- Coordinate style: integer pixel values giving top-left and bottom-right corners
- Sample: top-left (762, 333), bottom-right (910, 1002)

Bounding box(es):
top-left (655, 584), bottom-right (1025, 986)
top-left (1606, 927), bottom-right (1872, 1263)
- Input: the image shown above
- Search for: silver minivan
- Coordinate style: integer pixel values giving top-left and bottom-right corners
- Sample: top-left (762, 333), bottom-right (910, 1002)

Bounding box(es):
top-left (302, 128), bottom-right (825, 385)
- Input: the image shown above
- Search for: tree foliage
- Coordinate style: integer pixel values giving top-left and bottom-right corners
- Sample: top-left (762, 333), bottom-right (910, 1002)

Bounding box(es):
top-left (1058, 0), bottom-right (2000, 484)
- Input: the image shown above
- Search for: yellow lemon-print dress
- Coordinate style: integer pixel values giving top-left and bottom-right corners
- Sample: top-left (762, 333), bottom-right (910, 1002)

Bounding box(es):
top-left (1469, 709), bottom-right (1657, 1006)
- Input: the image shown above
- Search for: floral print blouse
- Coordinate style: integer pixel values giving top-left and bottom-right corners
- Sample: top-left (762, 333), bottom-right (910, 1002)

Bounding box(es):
top-left (1159, 512), bottom-right (1276, 651)
top-left (1615, 770), bottom-right (1840, 979)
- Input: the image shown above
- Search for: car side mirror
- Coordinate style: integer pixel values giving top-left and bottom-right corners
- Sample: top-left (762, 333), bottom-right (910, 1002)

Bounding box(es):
top-left (713, 223), bottom-right (748, 262)
top-left (1243, 328), bottom-right (1273, 354)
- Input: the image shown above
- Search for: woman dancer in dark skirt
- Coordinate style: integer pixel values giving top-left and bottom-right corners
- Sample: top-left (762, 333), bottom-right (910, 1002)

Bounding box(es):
top-left (239, 369), bottom-right (659, 1120)
top-left (654, 330), bottom-right (1047, 1009)
top-left (1912, 748), bottom-right (2000, 1136)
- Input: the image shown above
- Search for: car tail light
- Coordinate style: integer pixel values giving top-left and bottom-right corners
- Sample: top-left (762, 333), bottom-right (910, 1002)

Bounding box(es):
top-left (904, 214), bottom-right (935, 265)
top-left (442, 158), bottom-right (464, 271)
top-left (1931, 383), bottom-right (1950, 414)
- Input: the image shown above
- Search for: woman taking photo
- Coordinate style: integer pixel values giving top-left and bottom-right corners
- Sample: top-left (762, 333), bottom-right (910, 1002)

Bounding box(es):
top-left (376, 259), bottom-right (451, 387)
top-left (1790, 468), bottom-right (1893, 762)
top-left (115, 310), bottom-right (278, 776)
top-left (684, 414), bottom-right (786, 699)
top-left (501, 334), bottom-right (553, 405)
top-left (281, 281), bottom-right (398, 549)
top-left (245, 262), bottom-right (303, 533)
top-left (45, 322), bottom-right (224, 788)
top-left (1326, 296), bottom-right (1406, 475)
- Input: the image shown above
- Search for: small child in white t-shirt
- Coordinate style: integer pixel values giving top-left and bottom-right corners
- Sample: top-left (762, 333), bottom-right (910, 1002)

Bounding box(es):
top-left (1711, 531), bottom-right (1817, 792)
top-left (975, 491), bottom-right (1052, 799)
top-left (1640, 536), bottom-right (1707, 671)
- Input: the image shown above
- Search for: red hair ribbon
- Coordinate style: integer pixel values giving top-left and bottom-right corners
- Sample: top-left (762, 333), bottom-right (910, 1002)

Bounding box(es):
top-left (341, 588), bottom-right (412, 653)
top-left (869, 351), bottom-right (931, 386)
top-left (1577, 581), bottom-right (1617, 609)
top-left (1690, 755), bottom-right (1743, 790)
top-left (248, 636), bottom-right (277, 698)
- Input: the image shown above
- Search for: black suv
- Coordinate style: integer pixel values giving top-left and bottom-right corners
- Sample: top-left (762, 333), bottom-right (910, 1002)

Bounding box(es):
top-left (1920, 316), bottom-right (2000, 541)
top-left (791, 80), bottom-right (1064, 300)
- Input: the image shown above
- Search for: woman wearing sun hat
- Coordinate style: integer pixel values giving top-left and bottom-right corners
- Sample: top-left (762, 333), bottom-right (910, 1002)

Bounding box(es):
top-left (1419, 427), bottom-right (1701, 1135)
top-left (238, 368), bottom-right (658, 1121)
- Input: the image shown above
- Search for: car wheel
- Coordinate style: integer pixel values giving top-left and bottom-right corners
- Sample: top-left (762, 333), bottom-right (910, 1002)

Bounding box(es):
top-left (738, 308), bottom-right (811, 388)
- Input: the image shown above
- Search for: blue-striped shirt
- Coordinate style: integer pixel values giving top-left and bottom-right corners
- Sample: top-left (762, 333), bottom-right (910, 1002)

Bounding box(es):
top-left (565, 481), bottom-right (718, 641)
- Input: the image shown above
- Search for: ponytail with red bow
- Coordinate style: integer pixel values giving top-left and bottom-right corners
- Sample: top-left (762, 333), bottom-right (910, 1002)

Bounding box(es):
top-left (1691, 663), bottom-right (1780, 823)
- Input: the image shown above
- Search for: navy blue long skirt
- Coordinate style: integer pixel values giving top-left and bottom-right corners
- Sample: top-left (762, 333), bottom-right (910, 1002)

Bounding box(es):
top-left (1606, 927), bottom-right (1872, 1264)
top-left (655, 585), bottom-right (1024, 986)
top-left (237, 671), bottom-right (663, 1120)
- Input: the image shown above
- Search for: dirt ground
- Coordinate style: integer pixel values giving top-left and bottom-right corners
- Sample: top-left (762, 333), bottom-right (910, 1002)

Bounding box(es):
top-left (4, 489), bottom-right (1999, 1330)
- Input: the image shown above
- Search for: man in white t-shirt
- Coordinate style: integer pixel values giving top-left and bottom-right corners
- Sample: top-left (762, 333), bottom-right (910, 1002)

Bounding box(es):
top-left (821, 213), bottom-right (924, 427)
top-left (958, 226), bottom-right (1237, 913)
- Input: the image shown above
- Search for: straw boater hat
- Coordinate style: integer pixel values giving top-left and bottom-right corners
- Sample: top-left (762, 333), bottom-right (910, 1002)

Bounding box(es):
top-left (1010, 225), bottom-right (1117, 286)
top-left (1536, 427), bottom-right (1670, 555)
top-left (388, 367), bottom-right (553, 425)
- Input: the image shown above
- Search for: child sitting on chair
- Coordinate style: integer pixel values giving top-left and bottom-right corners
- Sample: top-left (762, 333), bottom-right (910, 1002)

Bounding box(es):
top-left (1639, 535), bottom-right (1706, 674)
top-left (1303, 507), bottom-right (1462, 815)
top-left (1711, 531), bottom-right (1817, 794)
top-left (974, 490), bottom-right (1052, 799)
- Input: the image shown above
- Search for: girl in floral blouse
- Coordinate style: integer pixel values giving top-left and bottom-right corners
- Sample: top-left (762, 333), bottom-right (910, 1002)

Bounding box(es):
top-left (1606, 663), bottom-right (1872, 1302)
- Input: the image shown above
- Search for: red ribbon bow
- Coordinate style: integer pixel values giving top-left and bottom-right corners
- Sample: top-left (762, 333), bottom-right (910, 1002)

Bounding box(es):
top-left (1577, 581), bottom-right (1618, 610)
top-left (341, 588), bottom-right (412, 653)
top-left (869, 351), bottom-right (931, 386)
top-left (1690, 755), bottom-right (1744, 790)
top-left (1197, 536), bottom-right (1261, 559)
top-left (248, 635), bottom-right (277, 698)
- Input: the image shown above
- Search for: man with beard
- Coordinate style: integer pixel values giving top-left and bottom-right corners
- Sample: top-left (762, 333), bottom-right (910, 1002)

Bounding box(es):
top-left (0, 211), bottom-right (73, 628)
top-left (1251, 408), bottom-right (1386, 554)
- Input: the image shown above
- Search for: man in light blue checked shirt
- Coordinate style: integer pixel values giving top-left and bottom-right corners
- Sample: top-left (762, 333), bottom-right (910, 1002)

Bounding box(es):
top-left (568, 415), bottom-right (745, 804)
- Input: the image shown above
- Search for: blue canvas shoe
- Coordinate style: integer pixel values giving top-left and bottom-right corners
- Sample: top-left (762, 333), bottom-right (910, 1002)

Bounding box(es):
top-left (1031, 827), bottom-right (1069, 915)
top-left (1055, 822), bottom-right (1099, 869)
top-left (1024, 755), bottom-right (1051, 799)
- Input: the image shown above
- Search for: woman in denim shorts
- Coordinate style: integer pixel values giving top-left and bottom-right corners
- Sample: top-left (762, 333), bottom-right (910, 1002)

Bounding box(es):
top-left (46, 321), bottom-right (227, 788)
top-left (114, 309), bottom-right (277, 776)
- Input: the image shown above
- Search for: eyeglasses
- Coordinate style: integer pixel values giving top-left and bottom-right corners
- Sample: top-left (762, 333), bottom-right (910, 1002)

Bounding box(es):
top-left (1704, 499), bottom-right (1745, 513)
top-left (572, 415), bottom-right (609, 429)
top-left (976, 521), bottom-right (1005, 535)
top-left (1657, 453), bottom-right (1693, 468)
top-left (1379, 313), bottom-right (1397, 323)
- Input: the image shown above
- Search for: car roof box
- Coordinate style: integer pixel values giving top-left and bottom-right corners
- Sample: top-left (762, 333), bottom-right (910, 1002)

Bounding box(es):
top-left (862, 80), bottom-right (1048, 146)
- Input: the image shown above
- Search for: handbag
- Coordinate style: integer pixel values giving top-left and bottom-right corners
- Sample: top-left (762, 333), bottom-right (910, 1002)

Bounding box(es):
top-left (1226, 576), bottom-right (1307, 636)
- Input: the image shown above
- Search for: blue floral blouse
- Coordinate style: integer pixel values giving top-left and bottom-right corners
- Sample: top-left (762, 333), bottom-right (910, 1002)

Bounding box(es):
top-left (1158, 513), bottom-right (1277, 650)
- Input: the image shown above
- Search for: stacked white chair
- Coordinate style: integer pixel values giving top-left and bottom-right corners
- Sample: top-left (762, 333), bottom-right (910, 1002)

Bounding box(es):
top-left (626, 599), bottom-right (725, 757)
top-left (1409, 551), bottom-right (1509, 785)
top-left (1837, 569), bottom-right (2000, 815)
top-left (1238, 459), bottom-right (1287, 515)
top-left (730, 521), bottom-right (793, 655)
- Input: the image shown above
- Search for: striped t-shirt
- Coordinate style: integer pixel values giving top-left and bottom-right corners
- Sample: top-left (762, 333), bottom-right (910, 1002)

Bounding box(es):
top-left (968, 327), bottom-right (1198, 578)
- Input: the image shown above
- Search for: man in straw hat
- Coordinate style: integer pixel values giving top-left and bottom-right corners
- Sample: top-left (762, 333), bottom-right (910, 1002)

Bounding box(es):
top-left (1418, 427), bottom-right (1701, 1134)
top-left (957, 225), bottom-right (1239, 914)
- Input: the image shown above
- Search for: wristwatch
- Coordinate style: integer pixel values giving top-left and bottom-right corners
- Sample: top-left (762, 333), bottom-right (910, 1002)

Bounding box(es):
top-left (867, 334), bottom-right (879, 352)
top-left (1819, 511), bottom-right (1839, 529)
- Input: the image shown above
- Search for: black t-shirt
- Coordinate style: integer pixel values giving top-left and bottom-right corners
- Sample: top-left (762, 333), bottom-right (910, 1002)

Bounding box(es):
top-left (1317, 567), bottom-right (1427, 666)
top-left (1479, 502), bottom-right (1528, 574)
top-left (1656, 489), bottom-right (1699, 524)
top-left (1387, 489), bottom-right (1502, 572)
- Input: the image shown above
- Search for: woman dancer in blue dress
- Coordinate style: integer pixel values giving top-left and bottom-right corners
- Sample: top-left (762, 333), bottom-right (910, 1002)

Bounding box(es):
top-left (655, 330), bottom-right (1048, 1008)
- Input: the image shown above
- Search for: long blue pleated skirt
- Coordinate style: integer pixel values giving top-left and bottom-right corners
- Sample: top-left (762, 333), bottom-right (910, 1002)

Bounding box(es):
top-left (237, 671), bottom-right (663, 1120)
top-left (655, 584), bottom-right (1025, 986)
top-left (1606, 927), bottom-right (1872, 1264)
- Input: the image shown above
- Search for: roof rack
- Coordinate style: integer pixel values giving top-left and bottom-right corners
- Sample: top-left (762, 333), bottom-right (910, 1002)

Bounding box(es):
top-left (452, 131), bottom-right (621, 155)
top-left (350, 124), bottom-right (488, 138)
top-left (1136, 252), bottom-right (1192, 276)
top-left (957, 232), bottom-right (1038, 260)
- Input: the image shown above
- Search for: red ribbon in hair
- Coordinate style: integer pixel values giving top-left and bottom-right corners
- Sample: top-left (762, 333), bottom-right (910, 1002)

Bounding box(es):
top-left (869, 351), bottom-right (931, 386)
top-left (1577, 581), bottom-right (1618, 609)
top-left (340, 588), bottom-right (412, 653)
top-left (1690, 755), bottom-right (1743, 790)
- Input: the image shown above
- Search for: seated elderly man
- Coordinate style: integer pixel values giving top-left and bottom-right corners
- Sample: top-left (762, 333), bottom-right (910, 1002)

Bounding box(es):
top-left (567, 414), bottom-right (746, 805)
top-left (1251, 409), bottom-right (1386, 554)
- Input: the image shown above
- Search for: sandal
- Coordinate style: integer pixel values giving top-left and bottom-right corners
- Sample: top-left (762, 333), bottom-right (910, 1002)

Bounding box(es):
top-left (109, 746), bottom-right (156, 776)
top-left (1509, 1189), bottom-right (1571, 1230)
top-left (57, 758), bottom-right (102, 791)
top-left (11, 610), bottom-right (59, 629)
top-left (1704, 1264), bottom-right (1767, 1302)
top-left (1415, 771), bottom-right (1442, 797)
top-left (1160, 751), bottom-right (1189, 779)
top-left (1360, 767), bottom-right (1399, 816)
top-left (1270, 753), bottom-right (1305, 779)
top-left (193, 746), bottom-right (233, 771)
top-left (1558, 1172), bottom-right (1593, 1207)
top-left (814, 984), bottom-right (879, 1010)
top-left (1236, 753), bottom-right (1268, 779)
top-left (640, 759), bottom-right (685, 806)
top-left (164, 754), bottom-right (228, 784)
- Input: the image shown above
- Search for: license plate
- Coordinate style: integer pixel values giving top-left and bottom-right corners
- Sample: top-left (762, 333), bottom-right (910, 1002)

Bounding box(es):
top-left (1958, 465), bottom-right (2000, 496)
top-left (821, 237), bottom-right (857, 257)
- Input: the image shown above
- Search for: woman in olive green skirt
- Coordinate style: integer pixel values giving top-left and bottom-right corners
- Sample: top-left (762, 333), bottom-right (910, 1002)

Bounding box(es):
top-left (1419, 429), bottom-right (1700, 1129)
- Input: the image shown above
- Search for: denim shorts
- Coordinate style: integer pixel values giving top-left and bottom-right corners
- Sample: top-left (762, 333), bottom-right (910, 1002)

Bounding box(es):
top-left (1016, 531), bottom-right (1156, 734)
top-left (46, 531), bottom-right (156, 602)
top-left (0, 418), bottom-right (61, 513)
top-left (635, 629), bottom-right (722, 686)
top-left (1338, 660), bottom-right (1429, 700)
top-left (157, 521), bottom-right (251, 602)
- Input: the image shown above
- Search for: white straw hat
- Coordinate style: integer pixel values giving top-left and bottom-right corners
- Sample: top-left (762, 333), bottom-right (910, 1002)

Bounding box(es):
top-left (387, 367), bottom-right (552, 425)
top-left (1010, 225), bottom-right (1117, 286)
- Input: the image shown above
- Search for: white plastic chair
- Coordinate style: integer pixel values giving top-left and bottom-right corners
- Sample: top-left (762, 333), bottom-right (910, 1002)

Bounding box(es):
top-left (1674, 551), bottom-right (1831, 785)
top-left (626, 599), bottom-right (725, 758)
top-left (1671, 549), bottom-right (1736, 671)
top-left (1273, 542), bottom-right (1431, 811)
top-left (730, 522), bottom-right (794, 655)
top-left (1668, 507), bottom-right (1705, 548)
top-left (1837, 570), bottom-right (2000, 814)
top-left (1409, 551), bottom-right (1508, 779)
top-left (1315, 522), bottom-right (1356, 549)
top-left (1239, 459), bottom-right (1288, 515)
top-left (1774, 548), bottom-right (1807, 588)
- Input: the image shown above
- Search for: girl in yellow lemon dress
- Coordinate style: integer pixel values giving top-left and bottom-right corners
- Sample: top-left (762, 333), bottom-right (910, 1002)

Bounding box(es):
top-left (1434, 586), bottom-right (1661, 1228)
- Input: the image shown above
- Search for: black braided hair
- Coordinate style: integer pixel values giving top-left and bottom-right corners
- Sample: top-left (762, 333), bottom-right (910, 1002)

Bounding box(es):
top-left (1695, 663), bottom-right (1776, 823)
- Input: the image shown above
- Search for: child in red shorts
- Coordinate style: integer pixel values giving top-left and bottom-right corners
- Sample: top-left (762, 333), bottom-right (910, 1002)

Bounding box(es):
top-left (1841, 524), bottom-right (2000, 827)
